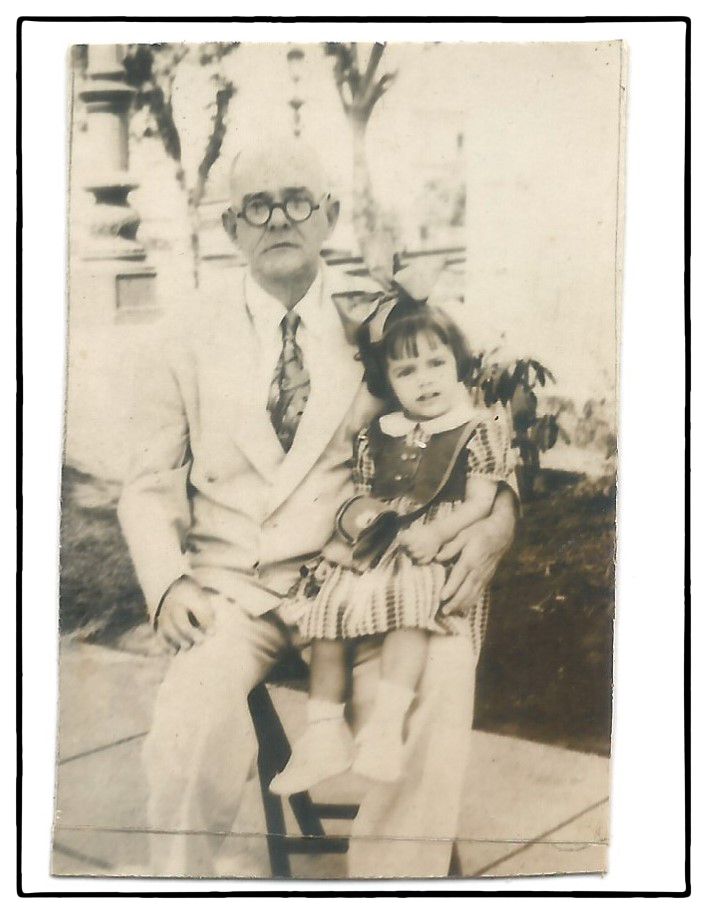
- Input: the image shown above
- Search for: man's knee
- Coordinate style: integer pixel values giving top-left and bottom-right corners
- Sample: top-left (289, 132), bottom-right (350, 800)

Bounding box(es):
top-left (143, 678), bottom-right (258, 803)
top-left (146, 647), bottom-right (262, 761)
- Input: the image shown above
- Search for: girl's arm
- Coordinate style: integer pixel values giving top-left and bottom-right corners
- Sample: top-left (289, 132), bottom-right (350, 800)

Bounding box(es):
top-left (431, 476), bottom-right (499, 543)
top-left (398, 477), bottom-right (498, 564)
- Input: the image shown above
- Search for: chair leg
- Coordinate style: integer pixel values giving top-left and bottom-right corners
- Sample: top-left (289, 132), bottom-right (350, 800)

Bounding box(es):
top-left (248, 683), bottom-right (294, 877)
top-left (248, 683), bottom-right (292, 774)
top-left (256, 755), bottom-right (292, 877)
top-left (289, 791), bottom-right (326, 838)
top-left (448, 841), bottom-right (463, 877)
top-left (248, 683), bottom-right (328, 838)
top-left (248, 682), bottom-right (353, 875)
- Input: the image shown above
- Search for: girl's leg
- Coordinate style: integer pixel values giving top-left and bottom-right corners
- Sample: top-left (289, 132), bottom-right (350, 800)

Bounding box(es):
top-left (309, 638), bottom-right (348, 702)
top-left (353, 629), bottom-right (430, 783)
top-left (269, 639), bottom-right (355, 796)
top-left (381, 628), bottom-right (430, 691)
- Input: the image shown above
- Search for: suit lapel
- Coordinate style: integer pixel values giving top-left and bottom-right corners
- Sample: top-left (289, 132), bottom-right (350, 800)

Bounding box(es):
top-left (265, 267), bottom-right (380, 515)
top-left (199, 279), bottom-right (283, 480)
top-left (201, 266), bottom-right (382, 500)
top-left (266, 338), bottom-right (363, 515)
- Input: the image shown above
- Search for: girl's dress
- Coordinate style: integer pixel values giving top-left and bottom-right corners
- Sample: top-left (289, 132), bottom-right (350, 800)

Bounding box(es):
top-left (284, 400), bottom-right (516, 653)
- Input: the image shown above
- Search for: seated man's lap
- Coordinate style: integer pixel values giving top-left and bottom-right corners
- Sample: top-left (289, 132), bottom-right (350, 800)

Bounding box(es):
top-left (156, 594), bottom-right (292, 709)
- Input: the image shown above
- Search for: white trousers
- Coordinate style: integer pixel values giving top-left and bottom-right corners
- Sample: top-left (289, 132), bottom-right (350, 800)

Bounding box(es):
top-left (142, 595), bottom-right (478, 878)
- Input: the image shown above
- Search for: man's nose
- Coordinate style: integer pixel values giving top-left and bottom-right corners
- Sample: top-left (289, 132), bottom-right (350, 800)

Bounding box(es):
top-left (267, 206), bottom-right (291, 230)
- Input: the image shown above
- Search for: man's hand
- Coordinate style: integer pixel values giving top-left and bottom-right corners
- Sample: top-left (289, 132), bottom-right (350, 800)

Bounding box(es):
top-left (398, 526), bottom-right (443, 564)
top-left (437, 490), bottom-right (517, 616)
top-left (156, 577), bottom-right (215, 652)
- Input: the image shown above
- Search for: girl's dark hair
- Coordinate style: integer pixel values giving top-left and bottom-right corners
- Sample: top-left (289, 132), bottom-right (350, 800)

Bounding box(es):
top-left (357, 300), bottom-right (474, 403)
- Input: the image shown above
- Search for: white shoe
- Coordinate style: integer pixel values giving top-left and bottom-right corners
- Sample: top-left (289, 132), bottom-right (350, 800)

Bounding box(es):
top-left (352, 729), bottom-right (405, 783)
top-left (269, 720), bottom-right (355, 796)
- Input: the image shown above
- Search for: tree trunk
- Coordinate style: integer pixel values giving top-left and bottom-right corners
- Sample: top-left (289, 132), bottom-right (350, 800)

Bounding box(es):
top-left (350, 121), bottom-right (394, 283)
top-left (188, 82), bottom-right (235, 289)
top-left (187, 195), bottom-right (201, 289)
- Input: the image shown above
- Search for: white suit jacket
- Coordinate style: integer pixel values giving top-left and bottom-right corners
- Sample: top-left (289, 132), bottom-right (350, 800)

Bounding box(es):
top-left (118, 265), bottom-right (382, 622)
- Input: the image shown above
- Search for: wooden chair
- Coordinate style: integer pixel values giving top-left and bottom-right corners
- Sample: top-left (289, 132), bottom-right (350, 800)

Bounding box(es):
top-left (247, 652), bottom-right (463, 878)
top-left (247, 652), bottom-right (357, 878)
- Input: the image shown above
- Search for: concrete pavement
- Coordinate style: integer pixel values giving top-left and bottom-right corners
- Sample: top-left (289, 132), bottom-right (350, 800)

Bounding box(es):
top-left (52, 637), bottom-right (609, 880)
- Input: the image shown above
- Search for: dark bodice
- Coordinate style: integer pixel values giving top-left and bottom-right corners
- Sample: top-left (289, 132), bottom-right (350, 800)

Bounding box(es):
top-left (366, 420), bottom-right (469, 507)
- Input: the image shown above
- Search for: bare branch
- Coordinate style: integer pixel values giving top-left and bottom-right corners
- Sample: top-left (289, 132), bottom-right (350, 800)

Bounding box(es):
top-left (192, 81), bottom-right (236, 208)
top-left (369, 70), bottom-right (397, 110)
top-left (361, 42), bottom-right (386, 93)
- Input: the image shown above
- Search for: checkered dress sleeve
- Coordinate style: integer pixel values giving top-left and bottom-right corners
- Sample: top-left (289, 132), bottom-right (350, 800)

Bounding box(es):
top-left (352, 426), bottom-right (375, 495)
top-left (466, 410), bottom-right (518, 484)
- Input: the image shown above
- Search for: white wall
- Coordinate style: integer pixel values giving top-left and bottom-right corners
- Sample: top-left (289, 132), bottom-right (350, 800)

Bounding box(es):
top-left (462, 41), bottom-right (623, 405)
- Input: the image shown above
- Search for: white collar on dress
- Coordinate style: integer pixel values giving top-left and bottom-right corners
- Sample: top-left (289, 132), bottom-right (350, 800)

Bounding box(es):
top-left (244, 265), bottom-right (325, 343)
top-left (379, 385), bottom-right (482, 437)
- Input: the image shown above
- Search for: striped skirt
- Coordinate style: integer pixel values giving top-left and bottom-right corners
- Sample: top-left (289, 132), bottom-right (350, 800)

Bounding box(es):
top-left (281, 540), bottom-right (489, 648)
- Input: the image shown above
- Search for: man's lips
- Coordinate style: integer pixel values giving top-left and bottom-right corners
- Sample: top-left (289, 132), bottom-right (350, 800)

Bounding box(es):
top-left (264, 241), bottom-right (299, 252)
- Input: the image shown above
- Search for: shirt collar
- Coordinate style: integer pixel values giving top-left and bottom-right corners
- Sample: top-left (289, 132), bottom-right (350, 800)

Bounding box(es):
top-left (244, 266), bottom-right (324, 342)
top-left (379, 385), bottom-right (482, 437)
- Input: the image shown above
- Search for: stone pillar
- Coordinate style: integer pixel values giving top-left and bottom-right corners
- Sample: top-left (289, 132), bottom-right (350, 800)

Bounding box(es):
top-left (67, 45), bottom-right (160, 479)
top-left (71, 44), bottom-right (157, 324)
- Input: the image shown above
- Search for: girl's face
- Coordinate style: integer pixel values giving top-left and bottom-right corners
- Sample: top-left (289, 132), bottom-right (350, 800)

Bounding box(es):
top-left (386, 333), bottom-right (460, 420)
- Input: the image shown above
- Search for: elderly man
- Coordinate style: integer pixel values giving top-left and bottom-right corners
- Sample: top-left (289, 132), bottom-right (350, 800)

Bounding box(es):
top-left (118, 138), bottom-right (517, 878)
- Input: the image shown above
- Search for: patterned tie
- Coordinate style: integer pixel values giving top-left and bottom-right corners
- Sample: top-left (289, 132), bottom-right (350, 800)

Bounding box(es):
top-left (267, 310), bottom-right (311, 452)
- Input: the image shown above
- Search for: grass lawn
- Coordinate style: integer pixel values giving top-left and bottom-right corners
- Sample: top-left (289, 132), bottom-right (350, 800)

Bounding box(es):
top-left (60, 464), bottom-right (615, 756)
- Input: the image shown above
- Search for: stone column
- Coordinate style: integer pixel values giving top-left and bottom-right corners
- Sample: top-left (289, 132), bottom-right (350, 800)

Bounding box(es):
top-left (67, 44), bottom-right (160, 479)
top-left (71, 44), bottom-right (157, 324)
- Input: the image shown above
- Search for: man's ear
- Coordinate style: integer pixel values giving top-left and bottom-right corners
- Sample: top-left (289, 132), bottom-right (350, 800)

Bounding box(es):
top-left (325, 196), bottom-right (340, 234)
top-left (222, 208), bottom-right (238, 240)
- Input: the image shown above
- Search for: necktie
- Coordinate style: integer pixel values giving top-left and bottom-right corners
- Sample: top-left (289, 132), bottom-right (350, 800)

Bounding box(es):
top-left (267, 310), bottom-right (311, 452)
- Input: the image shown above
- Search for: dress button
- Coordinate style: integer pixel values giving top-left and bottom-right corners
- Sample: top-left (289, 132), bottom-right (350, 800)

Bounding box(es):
top-left (394, 473), bottom-right (403, 481)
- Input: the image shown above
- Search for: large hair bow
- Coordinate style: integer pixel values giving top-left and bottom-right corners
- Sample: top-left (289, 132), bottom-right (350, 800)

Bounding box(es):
top-left (366, 256), bottom-right (446, 342)
top-left (332, 255), bottom-right (446, 345)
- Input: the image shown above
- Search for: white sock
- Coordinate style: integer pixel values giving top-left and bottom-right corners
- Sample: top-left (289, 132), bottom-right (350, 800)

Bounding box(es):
top-left (307, 697), bottom-right (346, 725)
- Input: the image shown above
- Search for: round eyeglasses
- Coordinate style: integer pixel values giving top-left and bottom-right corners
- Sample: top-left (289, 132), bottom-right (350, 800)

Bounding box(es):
top-left (230, 194), bottom-right (328, 228)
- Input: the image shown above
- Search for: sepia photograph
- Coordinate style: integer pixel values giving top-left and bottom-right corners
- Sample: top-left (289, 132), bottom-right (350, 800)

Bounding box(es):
top-left (53, 37), bottom-right (624, 880)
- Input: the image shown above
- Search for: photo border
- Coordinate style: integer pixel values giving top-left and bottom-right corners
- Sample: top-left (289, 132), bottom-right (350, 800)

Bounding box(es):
top-left (16, 13), bottom-right (690, 899)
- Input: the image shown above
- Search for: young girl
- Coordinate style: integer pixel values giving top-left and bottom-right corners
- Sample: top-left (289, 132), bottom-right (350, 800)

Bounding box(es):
top-left (269, 295), bottom-right (515, 796)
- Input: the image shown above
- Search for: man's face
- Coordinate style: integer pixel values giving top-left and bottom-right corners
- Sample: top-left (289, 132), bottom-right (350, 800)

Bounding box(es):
top-left (227, 146), bottom-right (338, 283)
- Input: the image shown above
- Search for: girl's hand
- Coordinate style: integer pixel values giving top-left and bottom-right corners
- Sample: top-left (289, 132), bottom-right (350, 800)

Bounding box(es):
top-left (322, 534), bottom-right (356, 568)
top-left (398, 527), bottom-right (442, 564)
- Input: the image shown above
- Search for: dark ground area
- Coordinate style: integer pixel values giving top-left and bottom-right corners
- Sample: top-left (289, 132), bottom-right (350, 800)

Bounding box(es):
top-left (476, 473), bottom-right (615, 757)
top-left (60, 464), bottom-right (615, 757)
